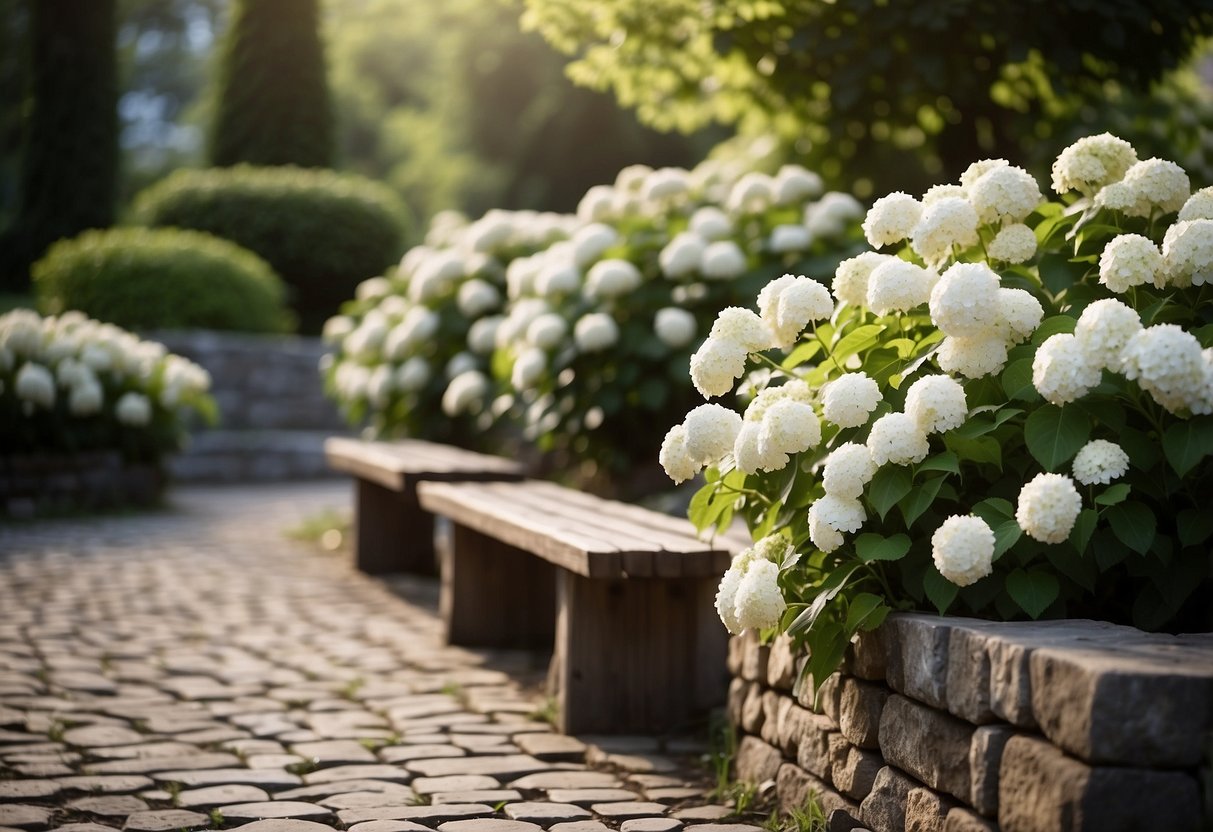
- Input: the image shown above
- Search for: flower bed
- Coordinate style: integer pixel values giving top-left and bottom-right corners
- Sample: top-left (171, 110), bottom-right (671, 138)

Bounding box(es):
top-left (322, 156), bottom-right (866, 492)
top-left (661, 133), bottom-right (1212, 688)
top-left (0, 309), bottom-right (215, 513)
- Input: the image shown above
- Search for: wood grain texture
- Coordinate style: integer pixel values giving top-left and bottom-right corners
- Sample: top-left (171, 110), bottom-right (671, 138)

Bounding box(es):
top-left (325, 437), bottom-right (524, 492)
top-left (354, 479), bottom-right (436, 576)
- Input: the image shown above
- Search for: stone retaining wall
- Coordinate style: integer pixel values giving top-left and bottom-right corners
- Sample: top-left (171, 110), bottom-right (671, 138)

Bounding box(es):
top-left (726, 613), bottom-right (1213, 832)
top-left (1, 452), bottom-right (162, 516)
top-left (151, 330), bottom-right (348, 482)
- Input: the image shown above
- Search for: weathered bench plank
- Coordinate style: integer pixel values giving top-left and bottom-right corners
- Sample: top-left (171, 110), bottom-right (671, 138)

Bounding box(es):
top-left (417, 478), bottom-right (733, 733)
top-left (324, 437), bottom-right (524, 575)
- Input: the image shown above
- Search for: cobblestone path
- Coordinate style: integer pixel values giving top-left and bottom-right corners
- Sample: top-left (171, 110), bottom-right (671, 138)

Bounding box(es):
top-left (0, 483), bottom-right (753, 832)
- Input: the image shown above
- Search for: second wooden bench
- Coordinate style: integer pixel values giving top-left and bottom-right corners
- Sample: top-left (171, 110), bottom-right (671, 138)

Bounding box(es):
top-left (417, 478), bottom-right (736, 734)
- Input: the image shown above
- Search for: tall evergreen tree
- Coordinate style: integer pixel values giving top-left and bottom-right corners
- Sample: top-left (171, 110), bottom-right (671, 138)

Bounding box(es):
top-left (1, 0), bottom-right (118, 291)
top-left (209, 0), bottom-right (335, 168)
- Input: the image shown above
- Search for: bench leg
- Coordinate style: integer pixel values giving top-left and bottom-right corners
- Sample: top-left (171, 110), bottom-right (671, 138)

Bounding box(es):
top-left (354, 479), bottom-right (436, 576)
top-left (441, 523), bottom-right (557, 648)
top-left (551, 571), bottom-right (729, 734)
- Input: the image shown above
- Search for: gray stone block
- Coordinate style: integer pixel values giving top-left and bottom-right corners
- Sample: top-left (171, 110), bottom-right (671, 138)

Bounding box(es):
top-left (944, 626), bottom-right (996, 724)
top-left (795, 713), bottom-right (838, 780)
top-left (828, 736), bottom-right (882, 801)
top-left (740, 682), bottom-right (765, 735)
top-left (767, 635), bottom-right (798, 691)
top-left (759, 691), bottom-right (788, 746)
top-left (741, 633), bottom-right (770, 682)
top-left (885, 615), bottom-right (951, 709)
top-left (878, 695), bottom-right (972, 803)
top-left (776, 764), bottom-right (859, 821)
top-left (967, 725), bottom-right (1011, 818)
top-left (728, 636), bottom-right (746, 676)
top-left (734, 736), bottom-right (782, 785)
top-left (776, 702), bottom-right (814, 759)
top-left (839, 679), bottom-right (889, 750)
top-left (859, 766), bottom-right (918, 832)
top-left (1029, 639), bottom-right (1213, 766)
top-left (727, 677), bottom-right (748, 728)
top-left (942, 808), bottom-right (995, 832)
top-left (904, 788), bottom-right (955, 832)
top-left (847, 629), bottom-right (888, 681)
top-left (997, 734), bottom-right (1205, 832)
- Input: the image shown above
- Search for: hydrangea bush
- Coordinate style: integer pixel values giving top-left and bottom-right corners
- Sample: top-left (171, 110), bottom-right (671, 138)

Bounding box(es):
top-left (0, 309), bottom-right (216, 461)
top-left (663, 134), bottom-right (1213, 689)
top-left (324, 157), bottom-right (866, 487)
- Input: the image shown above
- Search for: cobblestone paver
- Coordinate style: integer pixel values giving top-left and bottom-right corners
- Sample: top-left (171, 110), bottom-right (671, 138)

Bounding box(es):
top-left (0, 483), bottom-right (739, 832)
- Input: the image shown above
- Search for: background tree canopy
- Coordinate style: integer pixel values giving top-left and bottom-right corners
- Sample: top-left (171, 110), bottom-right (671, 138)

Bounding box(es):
top-left (523, 0), bottom-right (1213, 195)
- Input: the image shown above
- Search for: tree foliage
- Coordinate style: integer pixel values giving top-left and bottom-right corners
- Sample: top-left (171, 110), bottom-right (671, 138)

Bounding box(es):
top-left (209, 0), bottom-right (334, 168)
top-left (1, 0), bottom-right (119, 292)
top-left (523, 0), bottom-right (1213, 191)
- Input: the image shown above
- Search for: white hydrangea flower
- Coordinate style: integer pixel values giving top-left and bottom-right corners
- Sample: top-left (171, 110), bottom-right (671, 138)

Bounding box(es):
top-left (690, 206), bottom-right (733, 240)
top-left (642, 167), bottom-right (690, 201)
top-left (1072, 439), bottom-right (1130, 486)
top-left (757, 274), bottom-right (796, 325)
top-left (998, 288), bottom-right (1044, 343)
top-left (910, 197), bottom-right (980, 266)
top-left (805, 192), bottom-right (865, 238)
top-left (867, 412), bottom-right (930, 466)
top-left (733, 558), bottom-right (787, 631)
top-left (660, 232), bottom-right (708, 278)
top-left (727, 172), bottom-right (775, 214)
top-left (931, 515), bottom-right (995, 587)
top-left (396, 356), bottom-right (432, 391)
top-left (734, 420), bottom-right (788, 474)
top-left (683, 403), bottom-right (744, 465)
top-left (757, 400), bottom-right (821, 459)
top-left (1161, 219), bottom-right (1213, 287)
top-left (968, 165), bottom-right (1042, 226)
top-left (616, 163), bottom-right (653, 191)
top-left (701, 240), bottom-right (748, 280)
top-left (660, 423), bottom-right (702, 484)
top-left (867, 259), bottom-right (933, 315)
top-left (690, 337), bottom-right (748, 398)
top-left (457, 279), bottom-right (502, 318)
top-left (810, 494), bottom-right (866, 533)
top-left (1016, 473), bottom-right (1082, 544)
top-left (905, 374), bottom-right (968, 434)
top-left (822, 442), bottom-right (877, 499)
top-left (577, 185), bottom-right (616, 223)
top-left (774, 165), bottom-right (824, 204)
top-left (1178, 186), bottom-right (1213, 222)
top-left (863, 192), bottom-right (922, 248)
top-left (769, 277), bottom-right (833, 349)
top-left (69, 378), bottom-right (104, 416)
top-left (1111, 158), bottom-right (1190, 218)
top-left (367, 365), bottom-right (393, 408)
top-left (1099, 234), bottom-right (1163, 292)
top-left (988, 223), bottom-right (1038, 264)
top-left (959, 158), bottom-right (1009, 190)
top-left (929, 262), bottom-right (1003, 338)
top-left (409, 251), bottom-right (465, 302)
top-left (511, 346), bottom-right (547, 390)
top-left (714, 558), bottom-right (747, 634)
top-left (572, 223), bottom-right (620, 267)
top-left (355, 276), bottom-right (392, 301)
top-left (467, 316), bottom-right (503, 355)
top-left (585, 259), bottom-right (642, 298)
top-left (442, 370), bottom-right (488, 417)
top-left (115, 391), bottom-right (152, 426)
top-left (822, 372), bottom-right (882, 428)
top-left (655, 307), bottom-right (697, 349)
top-left (1120, 324), bottom-right (1206, 414)
top-left (769, 224), bottom-right (813, 254)
top-left (924, 184), bottom-right (967, 204)
top-left (1051, 133), bottom-right (1138, 196)
top-left (1032, 333), bottom-right (1102, 405)
top-left (744, 380), bottom-right (813, 422)
top-left (937, 335), bottom-right (1009, 378)
top-left (573, 313), bottom-right (619, 353)
top-left (526, 314), bottom-right (568, 351)
top-left (808, 510), bottom-right (844, 553)
top-left (1074, 298), bottom-right (1142, 370)
top-left (833, 252), bottom-right (894, 307)
top-left (536, 263), bottom-right (581, 296)
top-left (15, 362), bottom-right (54, 408)
top-left (1093, 182), bottom-right (1137, 213)
top-left (322, 315), bottom-right (355, 345)
top-left (711, 307), bottom-right (774, 353)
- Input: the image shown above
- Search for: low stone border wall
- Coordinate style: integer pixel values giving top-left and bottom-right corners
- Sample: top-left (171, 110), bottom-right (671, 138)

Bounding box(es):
top-left (151, 330), bottom-right (348, 482)
top-left (1, 452), bottom-right (162, 517)
top-left (727, 613), bottom-right (1213, 832)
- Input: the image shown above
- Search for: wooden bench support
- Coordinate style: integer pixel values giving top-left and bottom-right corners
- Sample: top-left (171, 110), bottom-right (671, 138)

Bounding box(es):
top-left (441, 523), bottom-right (557, 648)
top-left (354, 479), bottom-right (437, 575)
top-left (550, 570), bottom-right (729, 734)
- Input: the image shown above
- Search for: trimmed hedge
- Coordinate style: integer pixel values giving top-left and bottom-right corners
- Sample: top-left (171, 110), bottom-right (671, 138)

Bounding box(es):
top-left (32, 227), bottom-right (292, 333)
top-left (133, 165), bottom-right (409, 332)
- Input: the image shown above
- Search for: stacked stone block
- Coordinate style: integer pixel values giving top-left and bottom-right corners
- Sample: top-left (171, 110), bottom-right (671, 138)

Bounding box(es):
top-left (726, 613), bottom-right (1213, 832)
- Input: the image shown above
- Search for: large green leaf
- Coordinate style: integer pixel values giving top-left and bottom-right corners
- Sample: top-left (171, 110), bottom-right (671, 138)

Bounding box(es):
top-left (1094, 484), bottom-right (1130, 506)
top-left (899, 475), bottom-right (947, 527)
top-left (867, 466), bottom-right (912, 521)
top-left (1000, 358), bottom-right (1039, 401)
top-left (1105, 501), bottom-right (1156, 555)
top-left (1030, 314), bottom-right (1077, 346)
top-left (1006, 568), bottom-right (1060, 618)
top-left (1177, 508), bottom-right (1213, 547)
top-left (1024, 405), bottom-right (1091, 470)
top-left (917, 451), bottom-right (959, 475)
top-left (922, 567), bottom-right (958, 614)
top-left (944, 435), bottom-right (1002, 468)
top-left (1162, 418), bottom-right (1213, 478)
top-left (832, 324), bottom-right (887, 363)
top-left (1070, 508), bottom-right (1098, 554)
top-left (855, 533), bottom-right (911, 562)
top-left (845, 592), bottom-right (889, 632)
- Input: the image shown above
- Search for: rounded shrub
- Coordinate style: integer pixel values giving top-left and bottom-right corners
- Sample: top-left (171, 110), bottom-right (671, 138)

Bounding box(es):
top-left (32, 227), bottom-right (292, 334)
top-left (132, 165), bottom-right (410, 332)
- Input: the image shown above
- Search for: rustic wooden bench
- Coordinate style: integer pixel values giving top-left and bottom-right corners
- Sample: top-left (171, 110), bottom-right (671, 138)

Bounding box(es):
top-left (416, 478), bottom-right (736, 734)
top-left (324, 437), bottom-right (525, 576)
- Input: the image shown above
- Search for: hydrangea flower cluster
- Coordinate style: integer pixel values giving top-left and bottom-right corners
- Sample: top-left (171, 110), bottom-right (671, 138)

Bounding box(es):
top-left (0, 309), bottom-right (214, 456)
top-left (714, 534), bottom-right (795, 633)
top-left (670, 134), bottom-right (1211, 681)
